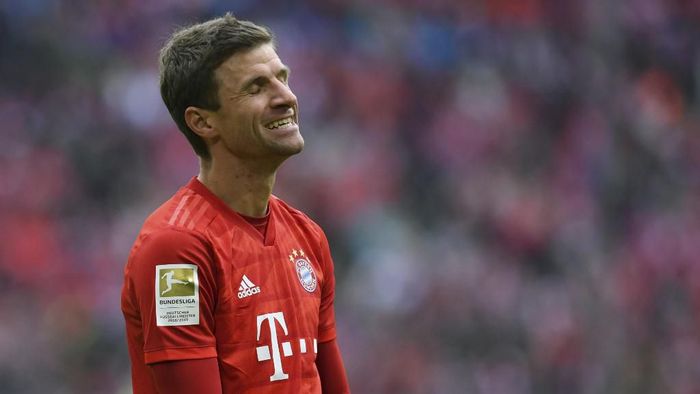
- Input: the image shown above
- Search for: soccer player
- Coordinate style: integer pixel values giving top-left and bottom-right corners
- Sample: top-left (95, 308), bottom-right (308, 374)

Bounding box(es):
top-left (120, 14), bottom-right (350, 393)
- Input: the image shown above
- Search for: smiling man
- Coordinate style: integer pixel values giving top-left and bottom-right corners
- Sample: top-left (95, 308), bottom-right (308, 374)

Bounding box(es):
top-left (121, 14), bottom-right (350, 394)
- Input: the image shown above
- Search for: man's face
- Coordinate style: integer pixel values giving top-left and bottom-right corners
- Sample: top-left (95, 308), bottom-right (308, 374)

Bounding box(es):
top-left (209, 43), bottom-right (303, 161)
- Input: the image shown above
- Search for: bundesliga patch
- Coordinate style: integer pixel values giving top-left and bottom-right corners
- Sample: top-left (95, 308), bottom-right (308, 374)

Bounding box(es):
top-left (155, 263), bottom-right (199, 326)
top-left (289, 249), bottom-right (317, 293)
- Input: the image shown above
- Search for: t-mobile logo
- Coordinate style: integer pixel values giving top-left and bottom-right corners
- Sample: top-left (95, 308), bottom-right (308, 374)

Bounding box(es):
top-left (256, 312), bottom-right (292, 381)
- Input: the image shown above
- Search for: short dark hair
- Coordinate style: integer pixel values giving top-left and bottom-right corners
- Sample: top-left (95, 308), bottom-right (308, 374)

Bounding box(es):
top-left (159, 13), bottom-right (274, 159)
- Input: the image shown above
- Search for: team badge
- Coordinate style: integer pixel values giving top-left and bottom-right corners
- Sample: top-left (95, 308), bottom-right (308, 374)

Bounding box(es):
top-left (288, 249), bottom-right (317, 293)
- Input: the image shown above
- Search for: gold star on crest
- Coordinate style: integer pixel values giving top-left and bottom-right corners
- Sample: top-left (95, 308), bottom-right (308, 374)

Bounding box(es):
top-left (288, 248), bottom-right (307, 263)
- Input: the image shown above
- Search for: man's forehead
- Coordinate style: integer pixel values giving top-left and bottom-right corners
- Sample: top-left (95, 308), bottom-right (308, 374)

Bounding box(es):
top-left (217, 44), bottom-right (285, 80)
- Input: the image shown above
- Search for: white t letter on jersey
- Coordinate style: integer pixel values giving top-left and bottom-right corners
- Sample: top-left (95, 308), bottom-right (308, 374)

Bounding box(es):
top-left (256, 312), bottom-right (291, 381)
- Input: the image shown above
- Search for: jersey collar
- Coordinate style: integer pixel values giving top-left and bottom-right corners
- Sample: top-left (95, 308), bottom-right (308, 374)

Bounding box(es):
top-left (186, 177), bottom-right (277, 246)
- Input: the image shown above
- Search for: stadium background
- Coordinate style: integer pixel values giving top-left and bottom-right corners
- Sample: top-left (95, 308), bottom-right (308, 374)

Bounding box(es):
top-left (1, 1), bottom-right (700, 393)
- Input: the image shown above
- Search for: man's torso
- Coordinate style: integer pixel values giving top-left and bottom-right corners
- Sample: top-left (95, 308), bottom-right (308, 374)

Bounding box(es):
top-left (121, 178), bottom-right (335, 393)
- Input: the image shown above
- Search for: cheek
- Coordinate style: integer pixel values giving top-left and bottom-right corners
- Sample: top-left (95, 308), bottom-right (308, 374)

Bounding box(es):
top-left (219, 101), bottom-right (265, 138)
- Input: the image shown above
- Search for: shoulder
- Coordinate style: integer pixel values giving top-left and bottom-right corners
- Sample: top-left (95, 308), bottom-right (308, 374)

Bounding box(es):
top-left (271, 196), bottom-right (332, 254)
top-left (271, 195), bottom-right (323, 233)
top-left (142, 186), bottom-right (217, 234)
top-left (132, 185), bottom-right (223, 255)
top-left (128, 227), bottom-right (213, 270)
top-left (137, 227), bottom-right (211, 253)
top-left (128, 187), bottom-right (220, 267)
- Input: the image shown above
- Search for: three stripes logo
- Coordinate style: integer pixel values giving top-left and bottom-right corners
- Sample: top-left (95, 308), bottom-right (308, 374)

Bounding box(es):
top-left (238, 275), bottom-right (261, 299)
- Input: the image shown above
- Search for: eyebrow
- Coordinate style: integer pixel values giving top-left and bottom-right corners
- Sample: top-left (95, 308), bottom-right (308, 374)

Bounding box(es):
top-left (240, 65), bottom-right (291, 91)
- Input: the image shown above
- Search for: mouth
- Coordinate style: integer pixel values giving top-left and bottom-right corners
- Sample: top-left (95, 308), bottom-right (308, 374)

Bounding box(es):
top-left (264, 114), bottom-right (297, 130)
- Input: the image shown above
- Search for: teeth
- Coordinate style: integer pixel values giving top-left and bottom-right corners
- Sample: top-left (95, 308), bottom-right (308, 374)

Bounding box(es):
top-left (266, 117), bottom-right (294, 129)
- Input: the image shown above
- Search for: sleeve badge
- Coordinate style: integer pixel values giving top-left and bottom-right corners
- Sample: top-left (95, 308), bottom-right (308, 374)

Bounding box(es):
top-left (155, 263), bottom-right (200, 326)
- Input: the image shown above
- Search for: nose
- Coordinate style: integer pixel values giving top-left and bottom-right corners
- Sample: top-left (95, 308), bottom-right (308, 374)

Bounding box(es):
top-left (270, 79), bottom-right (297, 109)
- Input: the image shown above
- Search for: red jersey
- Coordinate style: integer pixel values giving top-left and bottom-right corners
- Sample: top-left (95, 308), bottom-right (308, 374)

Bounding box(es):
top-left (121, 178), bottom-right (337, 393)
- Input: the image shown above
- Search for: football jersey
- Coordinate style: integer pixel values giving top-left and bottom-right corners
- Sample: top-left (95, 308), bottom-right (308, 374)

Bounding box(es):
top-left (121, 177), bottom-right (337, 393)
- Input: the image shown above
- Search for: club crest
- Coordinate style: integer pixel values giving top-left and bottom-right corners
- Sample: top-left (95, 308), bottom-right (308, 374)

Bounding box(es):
top-left (288, 249), bottom-right (317, 293)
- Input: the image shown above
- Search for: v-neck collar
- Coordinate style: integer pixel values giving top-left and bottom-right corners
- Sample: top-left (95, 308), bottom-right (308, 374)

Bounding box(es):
top-left (186, 177), bottom-right (277, 246)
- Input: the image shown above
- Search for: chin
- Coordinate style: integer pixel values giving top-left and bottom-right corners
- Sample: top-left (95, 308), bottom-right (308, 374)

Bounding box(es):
top-left (285, 134), bottom-right (305, 154)
top-left (283, 142), bottom-right (305, 156)
top-left (269, 141), bottom-right (304, 158)
top-left (263, 131), bottom-right (304, 157)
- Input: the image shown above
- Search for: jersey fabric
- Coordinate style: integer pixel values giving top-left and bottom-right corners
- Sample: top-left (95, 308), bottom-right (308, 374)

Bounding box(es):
top-left (121, 177), bottom-right (338, 393)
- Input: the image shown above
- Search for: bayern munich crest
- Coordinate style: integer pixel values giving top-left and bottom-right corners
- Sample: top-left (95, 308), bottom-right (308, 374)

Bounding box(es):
top-left (289, 249), bottom-right (317, 293)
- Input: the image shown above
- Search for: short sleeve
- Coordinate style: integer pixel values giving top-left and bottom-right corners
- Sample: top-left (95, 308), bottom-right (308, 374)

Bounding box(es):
top-left (317, 228), bottom-right (337, 343)
top-left (124, 228), bottom-right (218, 364)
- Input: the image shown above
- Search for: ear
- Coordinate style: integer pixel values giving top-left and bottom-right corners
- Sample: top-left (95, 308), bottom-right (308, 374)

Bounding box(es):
top-left (184, 106), bottom-right (218, 139)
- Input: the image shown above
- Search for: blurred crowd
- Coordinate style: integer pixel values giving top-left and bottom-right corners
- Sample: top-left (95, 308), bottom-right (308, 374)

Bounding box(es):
top-left (1, 0), bottom-right (700, 393)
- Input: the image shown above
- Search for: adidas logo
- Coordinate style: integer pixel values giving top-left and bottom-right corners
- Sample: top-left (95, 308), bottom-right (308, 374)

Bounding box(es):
top-left (238, 275), bottom-right (261, 299)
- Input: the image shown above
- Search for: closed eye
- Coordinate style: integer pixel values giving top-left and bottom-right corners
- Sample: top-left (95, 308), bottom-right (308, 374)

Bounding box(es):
top-left (248, 83), bottom-right (262, 94)
top-left (241, 66), bottom-right (291, 93)
top-left (242, 76), bottom-right (268, 94)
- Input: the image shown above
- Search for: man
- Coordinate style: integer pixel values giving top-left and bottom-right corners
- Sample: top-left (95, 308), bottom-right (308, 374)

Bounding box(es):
top-left (121, 14), bottom-right (350, 393)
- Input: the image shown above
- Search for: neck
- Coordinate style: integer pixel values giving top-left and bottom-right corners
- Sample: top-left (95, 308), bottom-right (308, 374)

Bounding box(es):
top-left (197, 155), bottom-right (280, 218)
